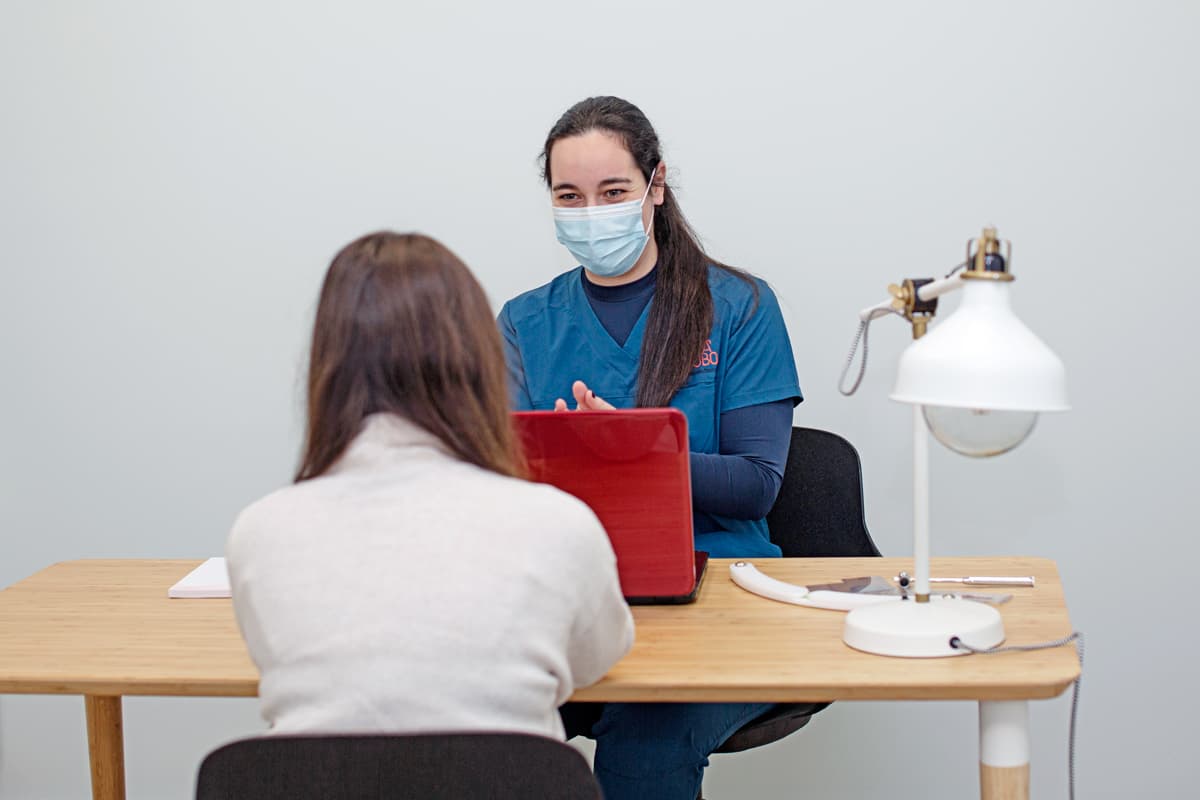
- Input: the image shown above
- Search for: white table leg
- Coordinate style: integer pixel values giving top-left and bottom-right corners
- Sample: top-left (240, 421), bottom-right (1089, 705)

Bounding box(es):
top-left (979, 700), bottom-right (1029, 800)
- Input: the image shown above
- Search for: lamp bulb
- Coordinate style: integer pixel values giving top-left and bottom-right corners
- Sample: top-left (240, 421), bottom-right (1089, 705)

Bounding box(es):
top-left (922, 406), bottom-right (1038, 457)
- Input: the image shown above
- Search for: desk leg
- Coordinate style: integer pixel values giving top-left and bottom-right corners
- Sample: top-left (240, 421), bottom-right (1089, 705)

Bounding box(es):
top-left (84, 695), bottom-right (126, 800)
top-left (979, 700), bottom-right (1029, 800)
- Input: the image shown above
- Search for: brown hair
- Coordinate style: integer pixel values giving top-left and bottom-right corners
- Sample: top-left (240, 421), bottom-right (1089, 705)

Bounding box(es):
top-left (541, 96), bottom-right (758, 408)
top-left (295, 232), bottom-right (523, 482)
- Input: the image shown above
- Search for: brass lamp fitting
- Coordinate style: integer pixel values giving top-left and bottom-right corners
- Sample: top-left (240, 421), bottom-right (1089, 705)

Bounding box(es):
top-left (888, 278), bottom-right (939, 340)
top-left (963, 226), bottom-right (1015, 282)
top-left (883, 226), bottom-right (1015, 340)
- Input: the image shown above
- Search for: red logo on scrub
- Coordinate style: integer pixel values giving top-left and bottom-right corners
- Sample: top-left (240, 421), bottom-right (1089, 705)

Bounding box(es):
top-left (694, 339), bottom-right (719, 369)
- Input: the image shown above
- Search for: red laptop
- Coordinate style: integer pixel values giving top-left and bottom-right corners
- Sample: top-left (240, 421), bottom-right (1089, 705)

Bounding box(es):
top-left (512, 408), bottom-right (707, 604)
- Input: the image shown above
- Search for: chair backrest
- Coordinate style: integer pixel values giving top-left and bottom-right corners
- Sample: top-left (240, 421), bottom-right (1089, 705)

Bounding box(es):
top-left (195, 732), bottom-right (602, 800)
top-left (765, 427), bottom-right (882, 558)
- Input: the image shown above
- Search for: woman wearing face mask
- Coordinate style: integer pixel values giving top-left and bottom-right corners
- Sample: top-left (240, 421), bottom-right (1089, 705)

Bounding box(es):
top-left (498, 97), bottom-right (802, 800)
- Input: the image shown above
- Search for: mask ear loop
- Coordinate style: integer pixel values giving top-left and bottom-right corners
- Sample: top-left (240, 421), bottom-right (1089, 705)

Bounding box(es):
top-left (638, 160), bottom-right (667, 239)
top-left (646, 163), bottom-right (663, 197)
top-left (642, 162), bottom-right (663, 239)
top-left (642, 170), bottom-right (655, 201)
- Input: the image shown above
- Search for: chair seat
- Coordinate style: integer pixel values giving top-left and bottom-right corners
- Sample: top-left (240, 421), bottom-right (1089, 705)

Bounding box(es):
top-left (196, 732), bottom-right (602, 800)
top-left (714, 702), bottom-right (831, 753)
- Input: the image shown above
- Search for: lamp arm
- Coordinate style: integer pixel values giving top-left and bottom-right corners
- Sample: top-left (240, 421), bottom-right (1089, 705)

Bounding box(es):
top-left (858, 297), bottom-right (900, 322)
top-left (912, 404), bottom-right (931, 600)
top-left (915, 273), bottom-right (966, 303)
top-left (855, 272), bottom-right (964, 329)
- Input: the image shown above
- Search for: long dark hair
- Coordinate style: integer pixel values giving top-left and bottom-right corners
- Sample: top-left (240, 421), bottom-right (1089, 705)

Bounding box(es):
top-left (296, 232), bottom-right (523, 482)
top-left (540, 96), bottom-right (757, 408)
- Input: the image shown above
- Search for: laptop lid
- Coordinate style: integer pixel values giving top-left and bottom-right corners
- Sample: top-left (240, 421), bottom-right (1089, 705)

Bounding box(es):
top-left (512, 409), bottom-right (704, 604)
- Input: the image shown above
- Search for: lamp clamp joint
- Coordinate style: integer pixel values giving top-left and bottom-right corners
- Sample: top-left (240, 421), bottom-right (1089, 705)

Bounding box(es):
top-left (888, 278), bottom-right (938, 339)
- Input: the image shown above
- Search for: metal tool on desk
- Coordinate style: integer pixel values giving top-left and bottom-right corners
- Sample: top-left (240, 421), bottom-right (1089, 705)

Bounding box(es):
top-left (811, 576), bottom-right (1013, 604)
top-left (895, 571), bottom-right (1035, 588)
top-left (729, 563), bottom-right (1013, 610)
top-left (808, 576), bottom-right (897, 595)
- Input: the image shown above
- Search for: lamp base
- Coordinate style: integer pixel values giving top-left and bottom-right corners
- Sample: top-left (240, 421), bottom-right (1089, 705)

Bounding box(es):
top-left (843, 597), bottom-right (1004, 657)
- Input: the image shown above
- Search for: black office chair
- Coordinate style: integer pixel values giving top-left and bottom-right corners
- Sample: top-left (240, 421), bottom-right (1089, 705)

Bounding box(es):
top-left (714, 426), bottom-right (882, 753)
top-left (195, 732), bottom-right (602, 800)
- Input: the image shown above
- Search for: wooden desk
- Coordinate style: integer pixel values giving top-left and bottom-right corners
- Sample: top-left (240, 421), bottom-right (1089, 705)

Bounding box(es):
top-left (0, 557), bottom-right (1078, 800)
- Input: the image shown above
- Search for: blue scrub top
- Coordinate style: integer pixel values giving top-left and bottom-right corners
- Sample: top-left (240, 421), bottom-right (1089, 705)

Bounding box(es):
top-left (498, 265), bottom-right (802, 558)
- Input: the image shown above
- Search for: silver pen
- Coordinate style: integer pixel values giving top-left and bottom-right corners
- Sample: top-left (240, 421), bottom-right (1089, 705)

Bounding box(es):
top-left (895, 571), bottom-right (1035, 588)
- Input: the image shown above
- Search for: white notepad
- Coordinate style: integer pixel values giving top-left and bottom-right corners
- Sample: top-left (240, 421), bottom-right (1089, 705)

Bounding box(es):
top-left (168, 557), bottom-right (231, 598)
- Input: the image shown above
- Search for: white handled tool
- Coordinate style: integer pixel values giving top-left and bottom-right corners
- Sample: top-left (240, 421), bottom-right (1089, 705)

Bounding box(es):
top-left (729, 561), bottom-right (899, 611)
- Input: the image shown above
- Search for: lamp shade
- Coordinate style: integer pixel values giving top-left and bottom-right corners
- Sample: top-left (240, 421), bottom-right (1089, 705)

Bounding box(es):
top-left (889, 279), bottom-right (1069, 412)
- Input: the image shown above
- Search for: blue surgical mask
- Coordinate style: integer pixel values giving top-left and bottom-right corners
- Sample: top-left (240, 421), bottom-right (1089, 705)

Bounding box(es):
top-left (552, 176), bottom-right (655, 278)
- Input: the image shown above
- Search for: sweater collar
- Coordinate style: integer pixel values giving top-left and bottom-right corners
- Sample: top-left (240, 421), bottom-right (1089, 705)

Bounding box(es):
top-left (327, 413), bottom-right (451, 474)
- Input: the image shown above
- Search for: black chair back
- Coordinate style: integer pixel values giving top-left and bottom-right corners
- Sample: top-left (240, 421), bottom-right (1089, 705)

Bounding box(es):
top-left (765, 427), bottom-right (881, 557)
top-left (717, 426), bottom-right (881, 754)
top-left (196, 732), bottom-right (602, 800)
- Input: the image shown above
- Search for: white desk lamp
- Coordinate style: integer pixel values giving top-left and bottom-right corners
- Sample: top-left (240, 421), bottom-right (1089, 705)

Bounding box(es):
top-left (841, 226), bottom-right (1069, 657)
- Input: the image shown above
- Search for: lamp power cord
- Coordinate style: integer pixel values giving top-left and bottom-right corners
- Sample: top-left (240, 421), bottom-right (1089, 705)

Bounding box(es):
top-left (838, 311), bottom-right (893, 396)
top-left (950, 632), bottom-right (1084, 800)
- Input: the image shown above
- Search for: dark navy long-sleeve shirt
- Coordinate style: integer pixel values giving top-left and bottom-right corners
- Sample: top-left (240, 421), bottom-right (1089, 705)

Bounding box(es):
top-left (581, 270), bottom-right (793, 530)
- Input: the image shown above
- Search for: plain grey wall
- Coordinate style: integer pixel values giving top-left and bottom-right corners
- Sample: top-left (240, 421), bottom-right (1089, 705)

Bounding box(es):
top-left (2, 1), bottom-right (1196, 797)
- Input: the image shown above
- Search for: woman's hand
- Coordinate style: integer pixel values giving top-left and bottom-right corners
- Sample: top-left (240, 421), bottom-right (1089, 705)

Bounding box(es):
top-left (554, 380), bottom-right (615, 411)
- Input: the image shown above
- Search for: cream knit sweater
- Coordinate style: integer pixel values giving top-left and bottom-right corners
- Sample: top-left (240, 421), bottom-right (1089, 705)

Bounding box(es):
top-left (226, 413), bottom-right (633, 739)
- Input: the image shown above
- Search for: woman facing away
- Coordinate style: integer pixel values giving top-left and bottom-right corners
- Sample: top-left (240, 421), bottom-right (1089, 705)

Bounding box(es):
top-left (227, 231), bottom-right (633, 739)
top-left (499, 96), bottom-right (803, 799)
